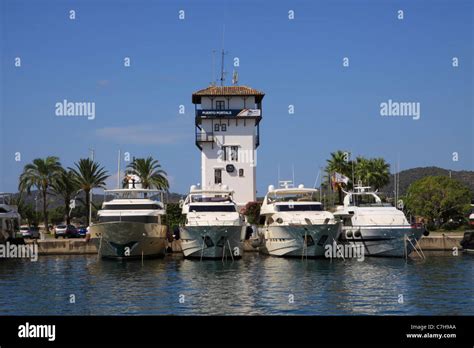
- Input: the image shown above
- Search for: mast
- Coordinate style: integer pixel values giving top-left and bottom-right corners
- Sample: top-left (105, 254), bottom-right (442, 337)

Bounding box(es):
top-left (117, 149), bottom-right (121, 189)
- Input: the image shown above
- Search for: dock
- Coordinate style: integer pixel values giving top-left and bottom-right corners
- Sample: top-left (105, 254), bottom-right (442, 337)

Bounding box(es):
top-left (22, 232), bottom-right (466, 256)
top-left (418, 232), bottom-right (464, 251)
top-left (26, 239), bottom-right (98, 255)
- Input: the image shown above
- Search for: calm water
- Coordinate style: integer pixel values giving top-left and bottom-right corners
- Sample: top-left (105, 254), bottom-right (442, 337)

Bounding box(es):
top-left (0, 252), bottom-right (472, 315)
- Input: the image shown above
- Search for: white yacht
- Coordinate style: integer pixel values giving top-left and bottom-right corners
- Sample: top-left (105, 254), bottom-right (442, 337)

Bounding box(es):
top-left (258, 182), bottom-right (340, 257)
top-left (90, 177), bottom-right (167, 259)
top-left (0, 193), bottom-right (21, 243)
top-left (334, 185), bottom-right (425, 257)
top-left (179, 185), bottom-right (244, 259)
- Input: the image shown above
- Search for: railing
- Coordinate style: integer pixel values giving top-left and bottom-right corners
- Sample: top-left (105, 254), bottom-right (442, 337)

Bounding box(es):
top-left (195, 131), bottom-right (214, 143)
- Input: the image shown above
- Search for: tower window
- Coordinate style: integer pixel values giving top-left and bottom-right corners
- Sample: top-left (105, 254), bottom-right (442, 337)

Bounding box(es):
top-left (230, 146), bottom-right (238, 161)
top-left (214, 124), bottom-right (220, 132)
top-left (214, 169), bottom-right (222, 184)
top-left (221, 146), bottom-right (228, 161)
top-left (216, 101), bottom-right (225, 110)
top-left (221, 123), bottom-right (227, 131)
top-left (239, 169), bottom-right (244, 177)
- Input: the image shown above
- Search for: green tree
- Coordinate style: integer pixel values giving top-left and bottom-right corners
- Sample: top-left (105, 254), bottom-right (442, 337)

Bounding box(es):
top-left (354, 157), bottom-right (390, 190)
top-left (241, 201), bottom-right (261, 225)
top-left (163, 202), bottom-right (185, 231)
top-left (125, 156), bottom-right (169, 190)
top-left (49, 207), bottom-right (66, 225)
top-left (51, 169), bottom-right (79, 225)
top-left (69, 158), bottom-right (109, 226)
top-left (405, 176), bottom-right (471, 228)
top-left (19, 156), bottom-right (62, 231)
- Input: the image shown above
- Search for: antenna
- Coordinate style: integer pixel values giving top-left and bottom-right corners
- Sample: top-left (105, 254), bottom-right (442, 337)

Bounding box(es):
top-left (211, 50), bottom-right (217, 86)
top-left (117, 149), bottom-right (121, 189)
top-left (278, 164), bottom-right (280, 184)
top-left (220, 25), bottom-right (227, 86)
top-left (292, 164), bottom-right (295, 186)
top-left (220, 49), bottom-right (227, 86)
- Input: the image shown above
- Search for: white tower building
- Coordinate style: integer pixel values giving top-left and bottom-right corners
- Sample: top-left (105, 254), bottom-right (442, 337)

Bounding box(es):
top-left (192, 85), bottom-right (265, 207)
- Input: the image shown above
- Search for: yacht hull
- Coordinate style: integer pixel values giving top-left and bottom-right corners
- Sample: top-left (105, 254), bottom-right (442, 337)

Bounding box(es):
top-left (259, 224), bottom-right (340, 257)
top-left (179, 225), bottom-right (243, 259)
top-left (90, 222), bottom-right (167, 259)
top-left (339, 226), bottom-right (424, 257)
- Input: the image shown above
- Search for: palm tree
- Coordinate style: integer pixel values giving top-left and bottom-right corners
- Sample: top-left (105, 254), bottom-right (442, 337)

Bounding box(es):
top-left (125, 156), bottom-right (169, 190)
top-left (69, 158), bottom-right (109, 226)
top-left (370, 158), bottom-right (390, 191)
top-left (354, 157), bottom-right (373, 186)
top-left (51, 169), bottom-right (79, 225)
top-left (19, 156), bottom-right (63, 232)
top-left (326, 151), bottom-right (352, 204)
top-left (355, 157), bottom-right (390, 190)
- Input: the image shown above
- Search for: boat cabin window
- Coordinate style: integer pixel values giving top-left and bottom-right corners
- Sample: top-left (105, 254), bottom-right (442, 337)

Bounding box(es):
top-left (190, 195), bottom-right (231, 203)
top-left (102, 204), bottom-right (162, 210)
top-left (276, 204), bottom-right (323, 212)
top-left (98, 216), bottom-right (160, 223)
top-left (189, 205), bottom-right (236, 212)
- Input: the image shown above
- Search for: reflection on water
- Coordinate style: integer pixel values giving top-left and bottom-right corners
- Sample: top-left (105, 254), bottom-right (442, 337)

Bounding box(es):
top-left (0, 252), bottom-right (472, 315)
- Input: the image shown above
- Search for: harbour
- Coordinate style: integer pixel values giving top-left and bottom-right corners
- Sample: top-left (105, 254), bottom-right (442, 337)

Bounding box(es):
top-left (0, 3), bottom-right (472, 342)
top-left (0, 252), bottom-right (472, 316)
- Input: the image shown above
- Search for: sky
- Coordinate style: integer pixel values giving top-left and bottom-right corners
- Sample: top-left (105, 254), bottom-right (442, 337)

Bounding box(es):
top-left (1, 0), bottom-right (473, 196)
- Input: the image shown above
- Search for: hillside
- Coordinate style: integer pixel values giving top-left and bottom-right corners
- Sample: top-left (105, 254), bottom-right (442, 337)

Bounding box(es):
top-left (382, 166), bottom-right (474, 198)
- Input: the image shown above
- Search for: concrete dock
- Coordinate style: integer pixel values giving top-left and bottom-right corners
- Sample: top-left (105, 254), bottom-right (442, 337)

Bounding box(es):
top-left (23, 232), bottom-right (466, 255)
top-left (417, 232), bottom-right (464, 251)
top-left (26, 239), bottom-right (98, 255)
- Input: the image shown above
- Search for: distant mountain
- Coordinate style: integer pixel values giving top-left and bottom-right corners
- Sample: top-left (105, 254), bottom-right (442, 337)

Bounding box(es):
top-left (382, 166), bottom-right (474, 198)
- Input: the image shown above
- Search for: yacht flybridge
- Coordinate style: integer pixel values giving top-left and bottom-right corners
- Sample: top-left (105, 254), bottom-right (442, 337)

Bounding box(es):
top-left (334, 185), bottom-right (426, 257)
top-left (258, 182), bottom-right (340, 257)
top-left (90, 176), bottom-right (167, 259)
top-left (180, 185), bottom-right (244, 259)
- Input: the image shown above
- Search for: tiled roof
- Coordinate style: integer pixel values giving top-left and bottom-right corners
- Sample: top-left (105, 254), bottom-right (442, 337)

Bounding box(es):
top-left (192, 85), bottom-right (265, 103)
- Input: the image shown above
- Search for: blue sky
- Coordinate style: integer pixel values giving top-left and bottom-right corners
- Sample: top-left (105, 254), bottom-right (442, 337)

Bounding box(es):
top-left (1, 0), bottom-right (473, 196)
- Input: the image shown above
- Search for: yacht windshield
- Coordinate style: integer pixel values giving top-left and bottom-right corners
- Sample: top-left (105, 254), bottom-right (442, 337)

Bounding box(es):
top-left (103, 204), bottom-right (162, 210)
top-left (276, 204), bottom-right (322, 212)
top-left (190, 195), bottom-right (232, 203)
top-left (350, 194), bottom-right (391, 207)
top-left (189, 205), bottom-right (236, 212)
top-left (267, 192), bottom-right (317, 204)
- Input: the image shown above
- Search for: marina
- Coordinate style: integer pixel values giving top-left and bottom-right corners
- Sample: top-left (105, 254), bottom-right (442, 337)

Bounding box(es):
top-left (0, 3), bottom-right (472, 337)
top-left (0, 252), bottom-right (472, 316)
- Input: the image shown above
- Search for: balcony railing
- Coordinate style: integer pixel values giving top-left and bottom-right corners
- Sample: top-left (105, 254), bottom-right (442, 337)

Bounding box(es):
top-left (195, 131), bottom-right (214, 143)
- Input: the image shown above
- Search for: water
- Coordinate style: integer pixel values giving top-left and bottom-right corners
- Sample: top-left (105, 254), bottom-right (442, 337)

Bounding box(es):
top-left (0, 253), bottom-right (472, 315)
